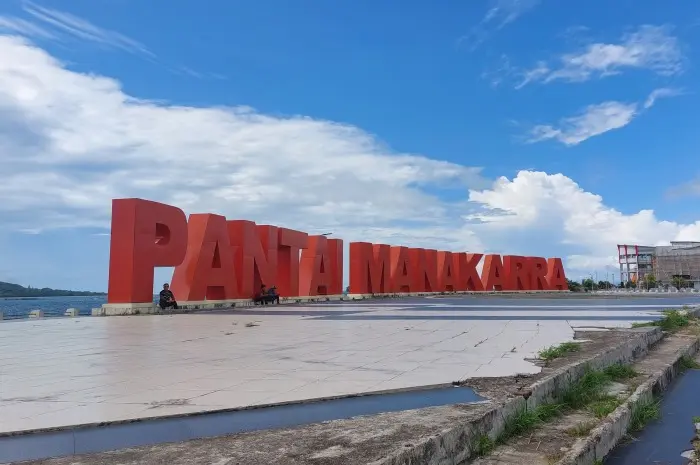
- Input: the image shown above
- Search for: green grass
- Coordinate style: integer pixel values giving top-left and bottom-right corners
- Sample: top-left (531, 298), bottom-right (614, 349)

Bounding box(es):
top-left (588, 396), bottom-right (621, 418)
top-left (629, 399), bottom-right (661, 432)
top-left (603, 364), bottom-right (639, 381)
top-left (477, 363), bottom-right (639, 458)
top-left (538, 342), bottom-right (581, 361)
top-left (499, 403), bottom-right (565, 441)
top-left (562, 370), bottom-right (611, 409)
top-left (473, 435), bottom-right (494, 456)
top-left (679, 355), bottom-right (700, 371)
top-left (566, 421), bottom-right (597, 437)
top-left (633, 310), bottom-right (693, 332)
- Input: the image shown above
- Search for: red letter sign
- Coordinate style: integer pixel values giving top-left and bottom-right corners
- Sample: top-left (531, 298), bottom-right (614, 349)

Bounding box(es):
top-left (107, 199), bottom-right (187, 303)
top-left (171, 214), bottom-right (238, 301)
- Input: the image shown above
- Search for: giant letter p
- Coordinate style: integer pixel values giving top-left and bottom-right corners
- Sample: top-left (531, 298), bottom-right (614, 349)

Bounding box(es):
top-left (107, 199), bottom-right (188, 303)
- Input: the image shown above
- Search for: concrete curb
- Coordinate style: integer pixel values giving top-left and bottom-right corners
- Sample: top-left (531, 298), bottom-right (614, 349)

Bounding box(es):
top-left (555, 336), bottom-right (700, 465)
top-left (92, 290), bottom-right (570, 316)
top-left (370, 327), bottom-right (664, 465)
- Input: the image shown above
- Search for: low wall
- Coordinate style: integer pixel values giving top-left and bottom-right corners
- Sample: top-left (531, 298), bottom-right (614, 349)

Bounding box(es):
top-left (93, 290), bottom-right (569, 316)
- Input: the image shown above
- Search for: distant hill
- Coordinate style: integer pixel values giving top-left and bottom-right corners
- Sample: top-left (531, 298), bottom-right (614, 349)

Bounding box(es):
top-left (0, 281), bottom-right (105, 298)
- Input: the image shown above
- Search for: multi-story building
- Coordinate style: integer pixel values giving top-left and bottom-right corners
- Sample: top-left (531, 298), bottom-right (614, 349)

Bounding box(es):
top-left (617, 244), bottom-right (655, 284)
top-left (617, 242), bottom-right (700, 288)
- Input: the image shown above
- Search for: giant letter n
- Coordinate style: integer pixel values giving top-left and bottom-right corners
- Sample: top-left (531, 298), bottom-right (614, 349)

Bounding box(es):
top-left (107, 199), bottom-right (188, 303)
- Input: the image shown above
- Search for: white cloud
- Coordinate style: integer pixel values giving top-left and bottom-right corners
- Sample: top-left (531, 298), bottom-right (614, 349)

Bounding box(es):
top-left (519, 25), bottom-right (683, 86)
top-left (467, 171), bottom-right (700, 278)
top-left (0, 16), bottom-right (55, 39)
top-left (0, 34), bottom-right (487, 254)
top-left (529, 101), bottom-right (638, 146)
top-left (643, 87), bottom-right (683, 109)
top-left (1, 33), bottom-right (699, 285)
top-left (459, 0), bottom-right (540, 50)
top-left (0, 1), bottom-right (153, 56)
top-left (528, 88), bottom-right (679, 146)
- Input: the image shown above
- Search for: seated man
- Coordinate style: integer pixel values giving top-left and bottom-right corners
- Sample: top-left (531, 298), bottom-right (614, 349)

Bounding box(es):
top-left (159, 283), bottom-right (179, 310)
top-left (253, 284), bottom-right (268, 305)
top-left (265, 285), bottom-right (280, 305)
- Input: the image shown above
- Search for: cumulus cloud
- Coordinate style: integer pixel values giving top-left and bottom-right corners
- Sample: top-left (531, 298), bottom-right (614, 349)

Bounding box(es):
top-left (528, 88), bottom-right (679, 146)
top-left (518, 25), bottom-right (683, 87)
top-left (0, 34), bottom-right (488, 253)
top-left (1, 33), bottom-right (698, 283)
top-left (467, 171), bottom-right (700, 276)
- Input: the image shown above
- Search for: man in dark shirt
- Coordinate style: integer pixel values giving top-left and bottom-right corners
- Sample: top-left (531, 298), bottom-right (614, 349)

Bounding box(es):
top-left (254, 284), bottom-right (267, 305)
top-left (159, 283), bottom-right (178, 310)
top-left (266, 285), bottom-right (280, 305)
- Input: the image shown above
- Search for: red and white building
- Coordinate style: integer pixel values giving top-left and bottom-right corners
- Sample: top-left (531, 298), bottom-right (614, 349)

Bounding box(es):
top-left (617, 244), bottom-right (655, 284)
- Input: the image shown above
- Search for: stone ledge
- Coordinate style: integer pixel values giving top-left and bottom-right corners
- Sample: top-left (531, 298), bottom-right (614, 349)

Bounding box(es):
top-left (555, 335), bottom-right (700, 465)
top-left (94, 290), bottom-right (571, 316)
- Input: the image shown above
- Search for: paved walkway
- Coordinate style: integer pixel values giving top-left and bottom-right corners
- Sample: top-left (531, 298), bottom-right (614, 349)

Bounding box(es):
top-left (1, 296), bottom-right (698, 435)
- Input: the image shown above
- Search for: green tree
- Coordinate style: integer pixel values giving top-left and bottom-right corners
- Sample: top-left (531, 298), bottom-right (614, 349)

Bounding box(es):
top-left (567, 279), bottom-right (582, 292)
top-left (642, 274), bottom-right (657, 289)
top-left (672, 276), bottom-right (688, 290)
top-left (582, 278), bottom-right (596, 291)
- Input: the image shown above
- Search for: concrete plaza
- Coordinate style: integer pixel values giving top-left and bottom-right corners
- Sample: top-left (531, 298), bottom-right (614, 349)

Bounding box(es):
top-left (1, 295), bottom-right (698, 435)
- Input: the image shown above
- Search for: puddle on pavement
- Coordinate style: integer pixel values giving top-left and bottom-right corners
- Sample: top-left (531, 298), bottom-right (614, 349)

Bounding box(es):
top-left (0, 385), bottom-right (484, 464)
top-left (605, 369), bottom-right (700, 465)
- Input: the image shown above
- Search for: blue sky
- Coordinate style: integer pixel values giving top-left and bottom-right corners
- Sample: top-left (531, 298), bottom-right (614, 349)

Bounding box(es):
top-left (1, 0), bottom-right (700, 291)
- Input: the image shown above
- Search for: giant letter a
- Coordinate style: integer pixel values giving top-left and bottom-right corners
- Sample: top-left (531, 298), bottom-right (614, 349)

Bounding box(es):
top-left (171, 214), bottom-right (238, 301)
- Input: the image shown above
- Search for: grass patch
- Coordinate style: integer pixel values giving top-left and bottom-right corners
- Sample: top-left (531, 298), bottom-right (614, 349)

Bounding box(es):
top-left (499, 403), bottom-right (564, 442)
top-left (589, 396), bottom-right (621, 418)
top-left (479, 363), bottom-right (637, 458)
top-left (472, 435), bottom-right (494, 456)
top-left (629, 399), bottom-right (661, 432)
top-left (603, 363), bottom-right (639, 381)
top-left (566, 421), bottom-right (597, 437)
top-left (562, 370), bottom-right (610, 409)
top-left (538, 342), bottom-right (581, 361)
top-left (679, 355), bottom-right (700, 371)
top-left (634, 310), bottom-right (693, 332)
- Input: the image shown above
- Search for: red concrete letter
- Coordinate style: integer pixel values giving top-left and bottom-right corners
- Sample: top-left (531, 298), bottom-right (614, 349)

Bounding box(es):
top-left (227, 221), bottom-right (278, 298)
top-left (349, 242), bottom-right (390, 294)
top-left (529, 257), bottom-right (551, 290)
top-left (390, 246), bottom-right (411, 293)
top-left (454, 253), bottom-right (484, 292)
top-left (171, 214), bottom-right (238, 301)
top-left (107, 199), bottom-right (188, 304)
top-left (503, 255), bottom-right (532, 291)
top-left (409, 248), bottom-right (438, 292)
top-left (437, 251), bottom-right (457, 292)
top-left (277, 228), bottom-right (308, 297)
top-left (327, 238), bottom-right (344, 295)
top-left (481, 254), bottom-right (510, 291)
top-left (299, 235), bottom-right (332, 296)
top-left (547, 258), bottom-right (568, 291)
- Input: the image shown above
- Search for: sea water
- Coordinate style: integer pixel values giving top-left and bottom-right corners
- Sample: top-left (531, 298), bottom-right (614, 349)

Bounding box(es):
top-left (0, 295), bottom-right (108, 319)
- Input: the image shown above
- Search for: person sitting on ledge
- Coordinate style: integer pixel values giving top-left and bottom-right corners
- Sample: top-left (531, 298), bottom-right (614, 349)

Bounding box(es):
top-left (159, 283), bottom-right (179, 310)
top-left (254, 284), bottom-right (268, 305)
top-left (266, 285), bottom-right (280, 305)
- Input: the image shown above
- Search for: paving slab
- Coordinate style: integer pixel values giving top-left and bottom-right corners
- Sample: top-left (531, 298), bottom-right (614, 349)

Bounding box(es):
top-left (2, 296), bottom-right (699, 436)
